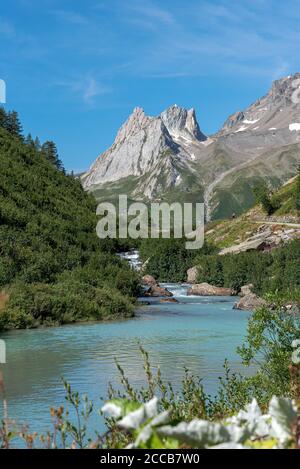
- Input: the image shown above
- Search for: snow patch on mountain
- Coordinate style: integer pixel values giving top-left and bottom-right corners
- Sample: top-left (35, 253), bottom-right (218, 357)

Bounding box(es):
top-left (289, 123), bottom-right (300, 132)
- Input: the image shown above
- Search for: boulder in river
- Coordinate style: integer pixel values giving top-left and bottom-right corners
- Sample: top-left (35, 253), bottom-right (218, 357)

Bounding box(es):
top-left (160, 297), bottom-right (179, 303)
top-left (233, 293), bottom-right (266, 311)
top-left (186, 266), bottom-right (199, 283)
top-left (144, 285), bottom-right (173, 297)
top-left (187, 283), bottom-right (233, 296)
top-left (142, 274), bottom-right (158, 286)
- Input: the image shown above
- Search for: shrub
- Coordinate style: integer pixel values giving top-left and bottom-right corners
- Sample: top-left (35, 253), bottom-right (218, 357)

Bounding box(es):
top-left (139, 239), bottom-right (216, 282)
top-left (0, 279), bottom-right (135, 330)
top-left (195, 240), bottom-right (300, 295)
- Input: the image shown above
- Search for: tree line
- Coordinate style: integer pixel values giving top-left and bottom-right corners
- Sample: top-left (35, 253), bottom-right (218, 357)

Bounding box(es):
top-left (0, 106), bottom-right (64, 172)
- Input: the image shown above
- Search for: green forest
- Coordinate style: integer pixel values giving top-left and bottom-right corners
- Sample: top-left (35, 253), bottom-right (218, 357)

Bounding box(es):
top-left (0, 107), bottom-right (140, 330)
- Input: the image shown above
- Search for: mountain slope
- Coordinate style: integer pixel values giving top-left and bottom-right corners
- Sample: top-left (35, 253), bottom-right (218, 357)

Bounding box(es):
top-left (0, 113), bottom-right (139, 330)
top-left (83, 73), bottom-right (300, 219)
top-left (82, 105), bottom-right (208, 201)
top-left (204, 176), bottom-right (300, 250)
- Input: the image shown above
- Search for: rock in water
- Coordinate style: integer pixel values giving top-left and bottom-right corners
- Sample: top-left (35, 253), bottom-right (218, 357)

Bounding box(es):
top-left (233, 293), bottom-right (266, 311)
top-left (142, 275), bottom-right (158, 286)
top-left (187, 283), bottom-right (233, 296)
top-left (144, 285), bottom-right (173, 297)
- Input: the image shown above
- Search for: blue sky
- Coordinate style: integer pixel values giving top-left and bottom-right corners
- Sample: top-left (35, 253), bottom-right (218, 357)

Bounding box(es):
top-left (1, 0), bottom-right (300, 172)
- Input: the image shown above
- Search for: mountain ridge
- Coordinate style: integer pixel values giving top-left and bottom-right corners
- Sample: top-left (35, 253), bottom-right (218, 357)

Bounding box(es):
top-left (82, 73), bottom-right (300, 220)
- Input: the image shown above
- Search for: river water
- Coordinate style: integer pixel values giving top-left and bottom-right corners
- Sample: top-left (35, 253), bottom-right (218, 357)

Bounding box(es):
top-left (0, 279), bottom-right (251, 438)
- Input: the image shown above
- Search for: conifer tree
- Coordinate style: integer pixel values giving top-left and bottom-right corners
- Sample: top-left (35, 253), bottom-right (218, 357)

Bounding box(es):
top-left (34, 136), bottom-right (41, 151)
top-left (0, 107), bottom-right (6, 129)
top-left (25, 133), bottom-right (35, 147)
top-left (41, 140), bottom-right (64, 171)
top-left (253, 183), bottom-right (277, 215)
top-left (5, 110), bottom-right (23, 137)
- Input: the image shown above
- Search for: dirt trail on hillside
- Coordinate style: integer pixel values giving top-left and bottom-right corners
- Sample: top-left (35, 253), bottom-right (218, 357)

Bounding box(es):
top-left (252, 220), bottom-right (300, 228)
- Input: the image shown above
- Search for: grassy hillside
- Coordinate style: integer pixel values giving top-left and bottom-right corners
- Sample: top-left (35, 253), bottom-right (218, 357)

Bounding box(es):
top-left (189, 176), bottom-right (300, 296)
top-left (204, 175), bottom-right (300, 248)
top-left (139, 174), bottom-right (300, 292)
top-left (0, 109), bottom-right (140, 330)
top-left (209, 144), bottom-right (300, 219)
top-left (90, 164), bottom-right (205, 205)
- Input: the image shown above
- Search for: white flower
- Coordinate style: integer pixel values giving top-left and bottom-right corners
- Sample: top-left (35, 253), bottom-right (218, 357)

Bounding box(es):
top-left (158, 420), bottom-right (231, 448)
top-left (118, 397), bottom-right (159, 430)
top-left (269, 396), bottom-right (297, 445)
top-left (101, 402), bottom-right (122, 419)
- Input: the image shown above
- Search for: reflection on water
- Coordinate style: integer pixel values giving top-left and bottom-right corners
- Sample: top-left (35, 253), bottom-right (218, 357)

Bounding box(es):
top-left (0, 283), bottom-right (251, 436)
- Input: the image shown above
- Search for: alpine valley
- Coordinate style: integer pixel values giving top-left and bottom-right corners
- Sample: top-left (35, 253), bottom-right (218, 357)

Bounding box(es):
top-left (82, 73), bottom-right (300, 220)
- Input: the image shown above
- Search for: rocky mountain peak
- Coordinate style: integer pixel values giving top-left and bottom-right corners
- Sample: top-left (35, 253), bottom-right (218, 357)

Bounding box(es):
top-left (115, 106), bottom-right (152, 145)
top-left (82, 72), bottom-right (300, 219)
top-left (269, 73), bottom-right (300, 104)
top-left (219, 72), bottom-right (300, 135)
top-left (160, 105), bottom-right (207, 142)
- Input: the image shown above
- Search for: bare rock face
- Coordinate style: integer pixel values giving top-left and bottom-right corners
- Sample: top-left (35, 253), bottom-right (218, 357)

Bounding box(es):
top-left (81, 105), bottom-right (206, 199)
top-left (82, 73), bottom-right (300, 220)
top-left (219, 232), bottom-right (270, 255)
top-left (219, 225), bottom-right (300, 256)
top-left (144, 285), bottom-right (173, 297)
top-left (186, 266), bottom-right (199, 283)
top-left (233, 293), bottom-right (266, 311)
top-left (160, 105), bottom-right (207, 142)
top-left (142, 275), bottom-right (158, 287)
top-left (187, 283), bottom-right (233, 296)
top-left (219, 73), bottom-right (300, 136)
top-left (82, 107), bottom-right (179, 196)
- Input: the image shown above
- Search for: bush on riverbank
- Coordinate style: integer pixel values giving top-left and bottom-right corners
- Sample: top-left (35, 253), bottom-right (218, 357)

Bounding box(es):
top-left (139, 232), bottom-right (300, 296)
top-left (139, 238), bottom-right (216, 282)
top-left (0, 281), bottom-right (135, 330)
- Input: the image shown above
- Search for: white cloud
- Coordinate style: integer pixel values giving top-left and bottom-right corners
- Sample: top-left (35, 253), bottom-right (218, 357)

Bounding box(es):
top-left (54, 76), bottom-right (111, 105)
top-left (120, 0), bottom-right (300, 80)
top-left (82, 78), bottom-right (111, 104)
